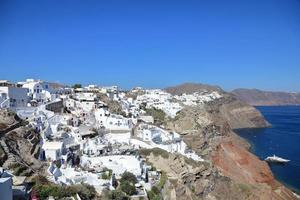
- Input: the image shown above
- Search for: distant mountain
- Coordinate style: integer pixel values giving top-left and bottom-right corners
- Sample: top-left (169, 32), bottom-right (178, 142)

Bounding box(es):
top-left (232, 89), bottom-right (300, 106)
top-left (165, 82), bottom-right (223, 95)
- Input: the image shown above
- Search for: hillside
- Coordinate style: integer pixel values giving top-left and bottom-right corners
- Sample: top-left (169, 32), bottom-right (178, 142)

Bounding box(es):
top-left (165, 83), bottom-right (223, 95)
top-left (0, 109), bottom-right (43, 176)
top-left (232, 89), bottom-right (300, 106)
top-left (160, 83), bottom-right (296, 199)
top-left (165, 83), bottom-right (270, 129)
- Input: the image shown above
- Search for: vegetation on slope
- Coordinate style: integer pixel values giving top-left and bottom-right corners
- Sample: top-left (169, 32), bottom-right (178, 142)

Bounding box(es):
top-left (139, 148), bottom-right (169, 159)
top-left (33, 175), bottom-right (97, 200)
top-left (147, 172), bottom-right (167, 200)
top-left (119, 172), bottom-right (137, 196)
top-left (144, 108), bottom-right (166, 125)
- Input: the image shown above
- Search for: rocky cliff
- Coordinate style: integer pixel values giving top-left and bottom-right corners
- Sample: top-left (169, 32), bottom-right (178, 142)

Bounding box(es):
top-left (166, 83), bottom-right (270, 129)
top-left (0, 109), bottom-right (43, 176)
top-left (232, 88), bottom-right (300, 106)
top-left (217, 96), bottom-right (271, 129)
top-left (156, 83), bottom-right (298, 200)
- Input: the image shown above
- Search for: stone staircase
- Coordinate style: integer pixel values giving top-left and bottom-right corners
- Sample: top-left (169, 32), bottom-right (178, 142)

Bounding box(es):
top-left (0, 139), bottom-right (17, 168)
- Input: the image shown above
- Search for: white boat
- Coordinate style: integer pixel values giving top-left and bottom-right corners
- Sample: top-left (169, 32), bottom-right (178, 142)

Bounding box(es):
top-left (265, 155), bottom-right (290, 163)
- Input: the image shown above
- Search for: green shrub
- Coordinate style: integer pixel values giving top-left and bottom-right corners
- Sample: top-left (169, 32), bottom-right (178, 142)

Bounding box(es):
top-left (139, 148), bottom-right (169, 159)
top-left (151, 186), bottom-right (160, 195)
top-left (147, 172), bottom-right (167, 200)
top-left (120, 172), bottom-right (137, 185)
top-left (118, 172), bottom-right (138, 196)
top-left (101, 168), bottom-right (112, 180)
top-left (120, 181), bottom-right (136, 196)
top-left (73, 184), bottom-right (97, 200)
top-left (34, 180), bottom-right (96, 200)
top-left (108, 189), bottom-right (129, 200)
top-left (102, 172), bottom-right (109, 180)
top-left (145, 108), bottom-right (166, 124)
top-left (147, 190), bottom-right (154, 199)
top-left (151, 148), bottom-right (169, 159)
top-left (139, 148), bottom-right (152, 156)
top-left (157, 172), bottom-right (167, 189)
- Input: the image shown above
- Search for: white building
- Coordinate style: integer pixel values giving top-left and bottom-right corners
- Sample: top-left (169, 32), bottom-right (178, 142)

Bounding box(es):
top-left (42, 141), bottom-right (64, 161)
top-left (21, 79), bottom-right (64, 103)
top-left (0, 86), bottom-right (28, 108)
top-left (139, 115), bottom-right (154, 124)
top-left (95, 108), bottom-right (132, 132)
top-left (142, 129), bottom-right (161, 142)
top-left (174, 91), bottom-right (222, 106)
top-left (136, 89), bottom-right (182, 118)
top-left (73, 92), bottom-right (97, 112)
top-left (22, 79), bottom-right (48, 102)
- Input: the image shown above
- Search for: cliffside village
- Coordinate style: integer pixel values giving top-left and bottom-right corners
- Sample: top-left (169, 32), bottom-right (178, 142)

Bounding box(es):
top-left (0, 79), bottom-right (223, 200)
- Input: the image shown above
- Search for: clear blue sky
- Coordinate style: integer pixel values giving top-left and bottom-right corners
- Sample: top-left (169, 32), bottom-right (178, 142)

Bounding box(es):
top-left (0, 0), bottom-right (300, 91)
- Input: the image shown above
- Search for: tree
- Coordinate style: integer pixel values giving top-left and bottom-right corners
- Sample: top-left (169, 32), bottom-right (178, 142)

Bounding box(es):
top-left (72, 84), bottom-right (82, 89)
top-left (119, 172), bottom-right (137, 196)
top-left (120, 181), bottom-right (136, 196)
top-left (109, 189), bottom-right (129, 200)
top-left (120, 172), bottom-right (137, 184)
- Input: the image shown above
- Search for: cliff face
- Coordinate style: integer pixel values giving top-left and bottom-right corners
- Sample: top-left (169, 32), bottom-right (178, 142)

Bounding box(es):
top-left (142, 149), bottom-right (278, 200)
top-left (212, 141), bottom-right (275, 185)
top-left (218, 96), bottom-right (271, 129)
top-left (0, 109), bottom-right (42, 175)
top-left (212, 141), bottom-right (297, 200)
top-left (232, 88), bottom-right (300, 106)
top-left (160, 83), bottom-right (298, 200)
top-left (166, 83), bottom-right (270, 130)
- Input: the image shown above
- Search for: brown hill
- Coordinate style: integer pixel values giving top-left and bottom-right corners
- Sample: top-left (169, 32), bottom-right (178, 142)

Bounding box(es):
top-left (165, 83), bottom-right (223, 95)
top-left (232, 89), bottom-right (300, 106)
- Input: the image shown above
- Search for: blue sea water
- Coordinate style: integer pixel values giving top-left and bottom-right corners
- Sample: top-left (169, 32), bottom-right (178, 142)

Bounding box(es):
top-left (236, 106), bottom-right (300, 192)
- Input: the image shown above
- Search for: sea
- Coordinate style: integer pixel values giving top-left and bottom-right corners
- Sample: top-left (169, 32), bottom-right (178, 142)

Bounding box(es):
top-left (236, 106), bottom-right (300, 193)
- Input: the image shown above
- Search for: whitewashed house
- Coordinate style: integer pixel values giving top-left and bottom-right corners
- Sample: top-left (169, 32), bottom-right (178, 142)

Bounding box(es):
top-left (139, 115), bottom-right (154, 124)
top-left (73, 92), bottom-right (97, 112)
top-left (0, 84), bottom-right (28, 108)
top-left (142, 129), bottom-right (152, 141)
top-left (21, 79), bottom-right (47, 102)
top-left (136, 89), bottom-right (182, 118)
top-left (42, 141), bottom-right (64, 161)
top-left (95, 108), bottom-right (132, 132)
top-left (20, 79), bottom-right (65, 103)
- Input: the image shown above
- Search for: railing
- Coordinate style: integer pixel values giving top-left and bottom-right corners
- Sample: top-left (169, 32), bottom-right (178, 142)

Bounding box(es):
top-left (0, 98), bottom-right (9, 108)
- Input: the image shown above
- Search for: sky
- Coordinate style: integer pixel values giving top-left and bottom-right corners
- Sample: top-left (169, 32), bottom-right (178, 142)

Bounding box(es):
top-left (0, 0), bottom-right (300, 91)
